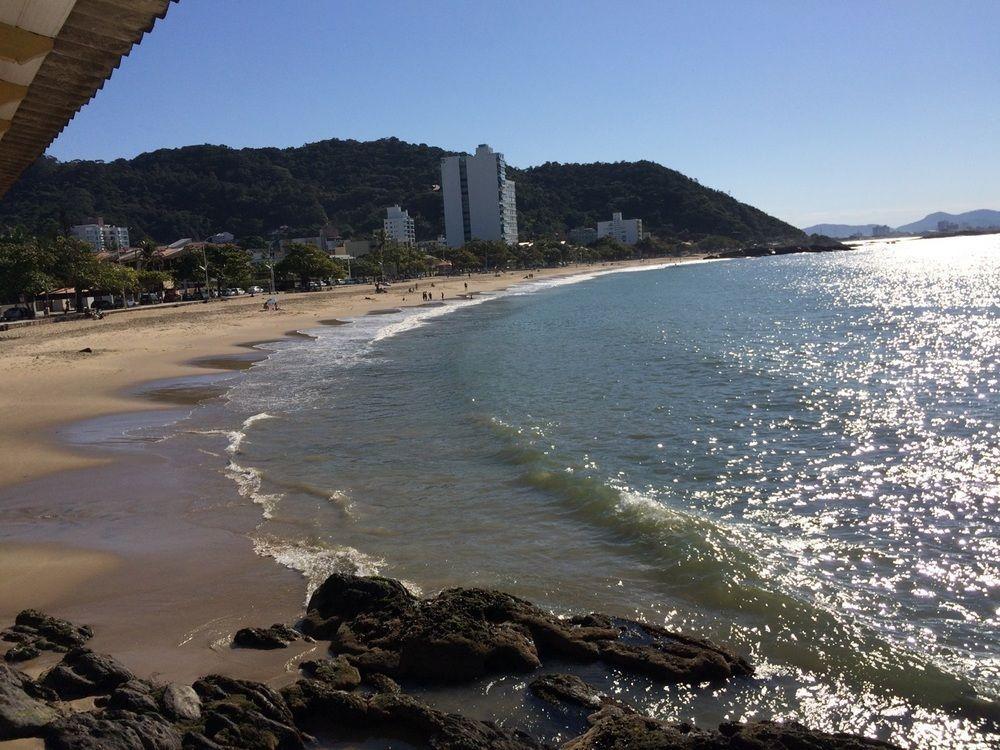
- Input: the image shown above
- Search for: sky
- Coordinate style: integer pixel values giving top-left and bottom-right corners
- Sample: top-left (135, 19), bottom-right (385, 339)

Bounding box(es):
top-left (45, 0), bottom-right (999, 228)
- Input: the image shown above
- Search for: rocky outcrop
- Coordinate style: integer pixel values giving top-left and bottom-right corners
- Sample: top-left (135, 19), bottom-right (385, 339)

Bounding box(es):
top-left (0, 663), bottom-right (59, 740)
top-left (46, 709), bottom-right (182, 750)
top-left (1, 609), bottom-right (93, 656)
top-left (0, 594), bottom-right (903, 750)
top-left (302, 574), bottom-right (751, 686)
top-left (563, 706), bottom-right (900, 749)
top-left (41, 647), bottom-right (135, 699)
top-left (530, 673), bottom-right (610, 710)
top-left (191, 674), bottom-right (305, 749)
top-left (233, 623), bottom-right (303, 650)
top-left (280, 678), bottom-right (545, 750)
top-left (299, 656), bottom-right (361, 690)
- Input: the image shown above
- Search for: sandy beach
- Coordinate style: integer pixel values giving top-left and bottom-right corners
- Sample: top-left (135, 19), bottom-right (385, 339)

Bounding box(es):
top-left (0, 257), bottom-right (697, 683)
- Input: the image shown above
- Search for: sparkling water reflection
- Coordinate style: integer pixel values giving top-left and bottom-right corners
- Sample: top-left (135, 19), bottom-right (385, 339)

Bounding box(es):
top-left (218, 235), bottom-right (999, 748)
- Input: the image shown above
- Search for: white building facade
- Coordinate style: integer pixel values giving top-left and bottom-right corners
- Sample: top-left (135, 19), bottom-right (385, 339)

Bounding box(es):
top-left (441, 144), bottom-right (518, 248)
top-left (70, 217), bottom-right (130, 252)
top-left (597, 212), bottom-right (643, 246)
top-left (383, 205), bottom-right (416, 246)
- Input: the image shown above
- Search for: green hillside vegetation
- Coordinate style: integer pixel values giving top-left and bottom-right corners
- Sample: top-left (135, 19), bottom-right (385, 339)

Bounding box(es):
top-left (0, 137), bottom-right (802, 244)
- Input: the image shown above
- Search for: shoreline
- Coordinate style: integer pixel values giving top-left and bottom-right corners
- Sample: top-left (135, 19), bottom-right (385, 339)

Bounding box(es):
top-left (0, 258), bottom-right (697, 491)
top-left (0, 256), bottom-right (704, 681)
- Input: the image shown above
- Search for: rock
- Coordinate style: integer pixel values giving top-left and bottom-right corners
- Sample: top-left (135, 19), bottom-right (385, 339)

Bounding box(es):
top-left (365, 673), bottom-right (401, 694)
top-left (46, 709), bottom-right (182, 750)
top-left (280, 681), bottom-right (543, 749)
top-left (529, 673), bottom-right (606, 710)
top-left (78, 347), bottom-right (94, 353)
top-left (1, 610), bottom-right (93, 655)
top-left (562, 708), bottom-right (902, 749)
top-left (233, 624), bottom-right (299, 650)
top-left (41, 648), bottom-right (135, 699)
top-left (193, 674), bottom-right (304, 749)
top-left (107, 679), bottom-right (159, 714)
top-left (303, 574), bottom-right (751, 687)
top-left (369, 691), bottom-right (546, 750)
top-left (280, 680), bottom-right (370, 726)
top-left (0, 663), bottom-right (59, 740)
top-left (3, 642), bottom-right (40, 663)
top-left (301, 573), bottom-right (416, 639)
top-left (161, 683), bottom-right (201, 722)
top-left (299, 656), bottom-right (361, 690)
top-left (596, 620), bottom-right (752, 685)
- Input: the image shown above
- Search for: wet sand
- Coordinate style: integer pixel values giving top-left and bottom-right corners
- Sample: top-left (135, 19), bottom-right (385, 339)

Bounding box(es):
top-left (0, 258), bottom-right (701, 684)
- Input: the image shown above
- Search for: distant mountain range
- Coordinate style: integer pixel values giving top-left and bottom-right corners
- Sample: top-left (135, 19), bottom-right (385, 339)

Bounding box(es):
top-left (804, 209), bottom-right (1000, 238)
top-left (0, 137), bottom-right (802, 244)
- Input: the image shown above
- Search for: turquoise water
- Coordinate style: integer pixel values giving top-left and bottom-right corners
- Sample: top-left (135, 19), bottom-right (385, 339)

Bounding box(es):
top-left (219, 236), bottom-right (999, 747)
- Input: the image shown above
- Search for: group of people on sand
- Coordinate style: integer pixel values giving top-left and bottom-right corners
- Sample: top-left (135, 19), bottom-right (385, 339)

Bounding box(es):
top-left (260, 297), bottom-right (279, 311)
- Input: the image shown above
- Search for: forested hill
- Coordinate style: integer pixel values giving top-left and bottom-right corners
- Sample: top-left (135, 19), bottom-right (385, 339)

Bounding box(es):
top-left (0, 137), bottom-right (802, 244)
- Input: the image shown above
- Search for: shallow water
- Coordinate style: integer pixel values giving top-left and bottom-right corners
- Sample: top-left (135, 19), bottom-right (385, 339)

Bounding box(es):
top-left (176, 237), bottom-right (996, 747)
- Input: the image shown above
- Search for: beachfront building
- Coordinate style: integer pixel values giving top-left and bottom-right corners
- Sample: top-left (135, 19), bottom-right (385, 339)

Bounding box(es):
top-left (568, 227), bottom-right (598, 246)
top-left (597, 212), bottom-right (643, 246)
top-left (441, 144), bottom-right (518, 248)
top-left (70, 218), bottom-right (130, 253)
top-left (384, 205), bottom-right (416, 246)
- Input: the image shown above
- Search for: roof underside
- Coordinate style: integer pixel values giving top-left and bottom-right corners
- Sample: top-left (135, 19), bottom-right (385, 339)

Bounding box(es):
top-left (0, 0), bottom-right (175, 198)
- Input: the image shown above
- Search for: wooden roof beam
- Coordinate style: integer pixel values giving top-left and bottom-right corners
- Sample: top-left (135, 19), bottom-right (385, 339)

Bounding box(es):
top-left (0, 22), bottom-right (54, 65)
top-left (0, 79), bottom-right (29, 106)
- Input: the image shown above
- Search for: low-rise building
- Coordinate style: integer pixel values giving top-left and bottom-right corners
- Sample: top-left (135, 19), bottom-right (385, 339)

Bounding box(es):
top-left (70, 217), bottom-right (130, 253)
top-left (384, 205), bottom-right (416, 246)
top-left (597, 212), bottom-right (643, 245)
top-left (207, 231), bottom-right (235, 244)
top-left (332, 239), bottom-right (376, 258)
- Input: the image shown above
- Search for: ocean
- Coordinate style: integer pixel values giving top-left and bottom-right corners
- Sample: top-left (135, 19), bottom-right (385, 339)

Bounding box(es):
top-left (164, 235), bottom-right (997, 746)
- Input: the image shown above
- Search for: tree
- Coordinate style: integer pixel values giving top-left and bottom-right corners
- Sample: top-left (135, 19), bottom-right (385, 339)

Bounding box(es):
top-left (275, 242), bottom-right (343, 288)
top-left (205, 244), bottom-right (253, 290)
top-left (0, 232), bottom-right (55, 304)
top-left (137, 238), bottom-right (159, 270)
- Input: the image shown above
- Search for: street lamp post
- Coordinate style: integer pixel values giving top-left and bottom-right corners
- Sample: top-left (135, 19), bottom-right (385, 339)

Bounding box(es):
top-left (264, 262), bottom-right (275, 295)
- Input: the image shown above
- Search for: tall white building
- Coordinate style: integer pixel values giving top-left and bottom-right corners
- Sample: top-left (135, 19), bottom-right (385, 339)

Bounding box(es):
top-left (597, 212), bottom-right (643, 246)
top-left (441, 144), bottom-right (518, 248)
top-left (70, 217), bottom-right (130, 252)
top-left (383, 205), bottom-right (416, 246)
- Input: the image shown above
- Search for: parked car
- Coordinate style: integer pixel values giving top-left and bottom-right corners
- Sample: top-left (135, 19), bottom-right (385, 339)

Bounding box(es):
top-left (1, 307), bottom-right (32, 321)
top-left (93, 299), bottom-right (122, 311)
top-left (307, 281), bottom-right (322, 291)
top-left (248, 286), bottom-right (263, 294)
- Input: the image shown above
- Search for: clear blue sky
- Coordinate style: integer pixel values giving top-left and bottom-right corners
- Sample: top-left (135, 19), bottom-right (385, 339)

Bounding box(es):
top-left (46, 0), bottom-right (999, 228)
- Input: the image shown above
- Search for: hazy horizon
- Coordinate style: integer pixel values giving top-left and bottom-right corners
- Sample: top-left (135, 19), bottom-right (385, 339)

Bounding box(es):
top-left (43, 1), bottom-right (999, 228)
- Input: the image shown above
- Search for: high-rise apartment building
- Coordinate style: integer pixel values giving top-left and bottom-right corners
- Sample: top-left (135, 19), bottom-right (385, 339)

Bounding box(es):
top-left (440, 144), bottom-right (518, 248)
top-left (384, 205), bottom-right (416, 246)
top-left (70, 217), bottom-right (130, 253)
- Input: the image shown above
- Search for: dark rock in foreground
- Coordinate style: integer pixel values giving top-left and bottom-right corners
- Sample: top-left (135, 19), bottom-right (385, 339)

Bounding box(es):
top-left (0, 581), bottom-right (905, 750)
top-left (281, 678), bottom-right (545, 750)
top-left (303, 574), bottom-right (752, 686)
top-left (0, 663), bottom-right (59, 740)
top-left (564, 705), bottom-right (900, 749)
top-left (47, 709), bottom-right (182, 750)
top-left (41, 647), bottom-right (135, 699)
top-left (530, 673), bottom-right (610, 710)
top-left (1, 609), bottom-right (93, 656)
top-left (233, 623), bottom-right (301, 650)
top-left (193, 674), bottom-right (305, 749)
